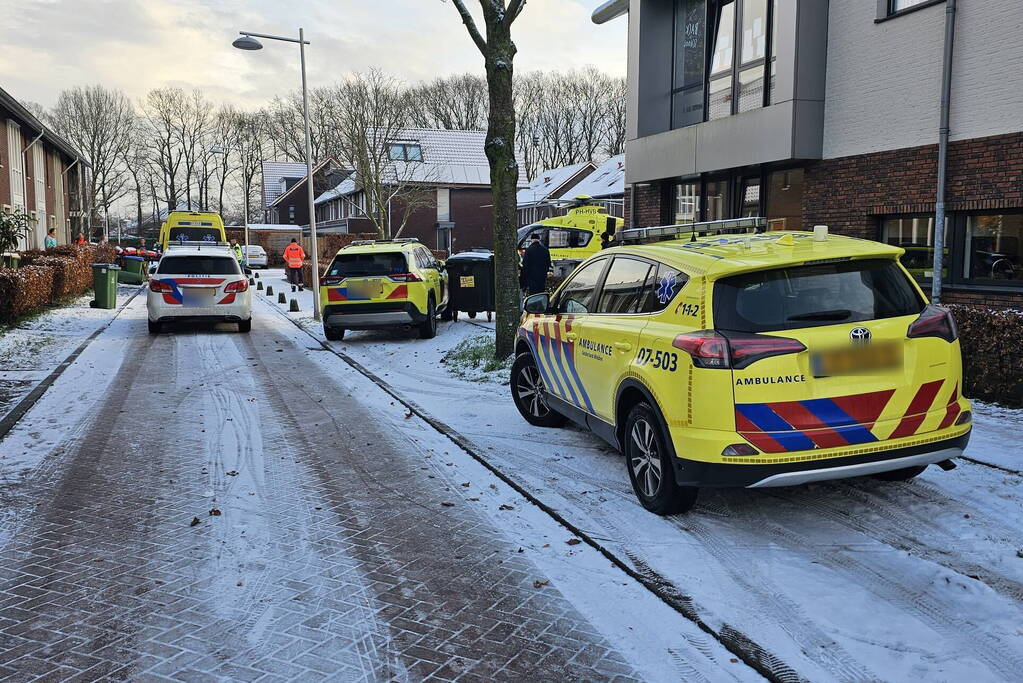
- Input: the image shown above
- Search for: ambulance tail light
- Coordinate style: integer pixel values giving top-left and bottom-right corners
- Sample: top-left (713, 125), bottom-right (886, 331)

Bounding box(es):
top-left (907, 304), bottom-right (958, 343)
top-left (673, 331), bottom-right (805, 370)
top-left (389, 272), bottom-right (422, 282)
top-left (224, 279), bottom-right (249, 293)
top-left (149, 280), bottom-right (172, 293)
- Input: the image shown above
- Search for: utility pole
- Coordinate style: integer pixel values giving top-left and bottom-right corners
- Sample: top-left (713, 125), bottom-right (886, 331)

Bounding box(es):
top-left (931, 0), bottom-right (957, 304)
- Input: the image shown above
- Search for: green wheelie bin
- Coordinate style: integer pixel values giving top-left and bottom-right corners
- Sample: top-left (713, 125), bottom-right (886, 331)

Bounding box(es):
top-left (90, 263), bottom-right (120, 309)
top-left (118, 255), bottom-right (146, 285)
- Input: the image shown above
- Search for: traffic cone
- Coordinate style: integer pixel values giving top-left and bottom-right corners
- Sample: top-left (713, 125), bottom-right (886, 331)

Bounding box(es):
top-left (254, 272), bottom-right (260, 279)
top-left (278, 292), bottom-right (286, 304)
top-left (266, 286), bottom-right (274, 296)
top-left (289, 299), bottom-right (300, 312)
top-left (256, 281), bottom-right (263, 291)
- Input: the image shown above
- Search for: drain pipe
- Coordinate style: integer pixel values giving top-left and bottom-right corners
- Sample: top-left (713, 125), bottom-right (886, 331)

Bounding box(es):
top-left (931, 0), bottom-right (957, 304)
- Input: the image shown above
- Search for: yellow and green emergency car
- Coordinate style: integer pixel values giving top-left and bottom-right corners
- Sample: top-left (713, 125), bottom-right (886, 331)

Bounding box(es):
top-left (319, 238), bottom-right (448, 341)
top-left (511, 220), bottom-right (972, 514)
top-left (517, 196), bottom-right (623, 262)
top-left (159, 211), bottom-right (227, 251)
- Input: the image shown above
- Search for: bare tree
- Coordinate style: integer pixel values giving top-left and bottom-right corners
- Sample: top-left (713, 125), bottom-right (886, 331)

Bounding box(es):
top-left (48, 85), bottom-right (135, 233)
top-left (139, 88), bottom-right (188, 212)
top-left (410, 73), bottom-right (489, 130)
top-left (445, 0), bottom-right (526, 359)
top-left (333, 71), bottom-right (435, 239)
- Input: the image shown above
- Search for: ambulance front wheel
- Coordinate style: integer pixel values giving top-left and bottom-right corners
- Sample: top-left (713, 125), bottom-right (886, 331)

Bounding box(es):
top-left (624, 402), bottom-right (698, 515)
top-left (511, 353), bottom-right (567, 428)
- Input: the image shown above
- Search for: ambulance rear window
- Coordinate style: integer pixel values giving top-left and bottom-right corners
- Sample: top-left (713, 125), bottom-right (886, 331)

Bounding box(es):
top-left (328, 252), bottom-right (409, 277)
top-left (157, 256), bottom-right (241, 275)
top-left (167, 227), bottom-right (221, 243)
top-left (713, 259), bottom-right (924, 332)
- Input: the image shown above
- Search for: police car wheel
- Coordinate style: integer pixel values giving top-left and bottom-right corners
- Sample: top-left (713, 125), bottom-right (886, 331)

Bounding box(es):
top-left (510, 353), bottom-right (566, 427)
top-left (147, 320), bottom-right (161, 335)
top-left (873, 465), bottom-right (928, 481)
top-left (624, 403), bottom-right (697, 515)
top-left (418, 299), bottom-right (438, 339)
top-left (238, 319), bottom-right (251, 333)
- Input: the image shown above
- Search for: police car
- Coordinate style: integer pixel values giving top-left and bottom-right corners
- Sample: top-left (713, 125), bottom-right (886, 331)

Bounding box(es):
top-left (147, 244), bottom-right (251, 334)
top-left (319, 239), bottom-right (448, 341)
top-left (511, 218), bottom-right (972, 514)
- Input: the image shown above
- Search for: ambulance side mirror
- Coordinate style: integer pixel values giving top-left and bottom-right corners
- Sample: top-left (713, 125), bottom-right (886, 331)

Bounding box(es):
top-left (523, 293), bottom-right (549, 314)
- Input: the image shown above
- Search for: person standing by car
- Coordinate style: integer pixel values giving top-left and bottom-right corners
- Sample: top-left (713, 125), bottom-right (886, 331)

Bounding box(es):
top-left (520, 234), bottom-right (551, 295)
top-left (231, 239), bottom-right (244, 264)
top-left (44, 228), bottom-right (58, 249)
top-left (283, 238), bottom-right (306, 292)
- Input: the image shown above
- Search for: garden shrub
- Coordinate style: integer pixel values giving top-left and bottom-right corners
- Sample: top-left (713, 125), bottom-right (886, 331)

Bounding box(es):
top-left (0, 266), bottom-right (55, 325)
top-left (948, 304), bottom-right (1023, 407)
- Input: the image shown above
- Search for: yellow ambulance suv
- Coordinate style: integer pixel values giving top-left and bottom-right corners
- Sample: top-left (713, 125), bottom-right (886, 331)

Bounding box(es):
top-left (511, 220), bottom-right (972, 515)
top-left (319, 239), bottom-right (448, 341)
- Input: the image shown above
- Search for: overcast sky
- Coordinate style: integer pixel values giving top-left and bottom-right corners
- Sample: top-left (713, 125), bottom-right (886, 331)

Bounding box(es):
top-left (1, 0), bottom-right (626, 110)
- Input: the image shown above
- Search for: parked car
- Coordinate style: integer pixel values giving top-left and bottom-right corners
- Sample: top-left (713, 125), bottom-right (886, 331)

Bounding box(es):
top-left (319, 238), bottom-right (448, 341)
top-left (511, 225), bottom-right (972, 515)
top-left (244, 245), bottom-right (268, 268)
top-left (147, 245), bottom-right (251, 334)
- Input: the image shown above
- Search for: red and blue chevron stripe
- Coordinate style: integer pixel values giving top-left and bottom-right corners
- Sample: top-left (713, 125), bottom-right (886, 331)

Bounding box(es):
top-left (735, 389), bottom-right (898, 453)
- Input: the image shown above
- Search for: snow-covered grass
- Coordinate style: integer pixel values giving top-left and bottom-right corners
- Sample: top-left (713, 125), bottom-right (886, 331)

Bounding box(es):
top-left (441, 332), bottom-right (512, 383)
top-left (256, 268), bottom-right (1023, 681)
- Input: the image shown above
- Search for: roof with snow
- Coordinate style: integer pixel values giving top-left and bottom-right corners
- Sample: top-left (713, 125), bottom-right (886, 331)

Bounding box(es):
top-left (315, 128), bottom-right (525, 204)
top-left (558, 154), bottom-right (625, 200)
top-left (261, 161), bottom-right (308, 209)
top-left (517, 161), bottom-right (595, 207)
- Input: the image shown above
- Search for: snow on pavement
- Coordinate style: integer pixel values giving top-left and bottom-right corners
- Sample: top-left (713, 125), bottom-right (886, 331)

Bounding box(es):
top-left (259, 267), bottom-right (1023, 681)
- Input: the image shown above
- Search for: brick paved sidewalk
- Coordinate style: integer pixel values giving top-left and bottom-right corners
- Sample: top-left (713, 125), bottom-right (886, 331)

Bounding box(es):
top-left (0, 319), bottom-right (642, 681)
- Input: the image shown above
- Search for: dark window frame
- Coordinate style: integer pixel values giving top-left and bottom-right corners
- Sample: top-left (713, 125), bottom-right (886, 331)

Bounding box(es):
top-left (387, 143), bottom-right (424, 162)
top-left (876, 210), bottom-right (1023, 292)
top-left (876, 0), bottom-right (946, 23)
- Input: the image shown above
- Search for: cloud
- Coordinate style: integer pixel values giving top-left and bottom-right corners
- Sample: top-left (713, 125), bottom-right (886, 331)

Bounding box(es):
top-left (2, 0), bottom-right (626, 109)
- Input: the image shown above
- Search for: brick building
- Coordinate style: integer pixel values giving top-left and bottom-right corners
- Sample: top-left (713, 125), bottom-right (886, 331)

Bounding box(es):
top-left (595, 0), bottom-right (1023, 307)
top-left (1, 86), bottom-right (89, 249)
top-left (313, 129), bottom-right (516, 253)
top-left (262, 158), bottom-right (348, 226)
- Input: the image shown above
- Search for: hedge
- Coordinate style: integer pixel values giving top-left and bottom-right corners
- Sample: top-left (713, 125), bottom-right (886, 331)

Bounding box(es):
top-left (0, 266), bottom-right (56, 324)
top-left (0, 244), bottom-right (117, 325)
top-left (948, 305), bottom-right (1023, 407)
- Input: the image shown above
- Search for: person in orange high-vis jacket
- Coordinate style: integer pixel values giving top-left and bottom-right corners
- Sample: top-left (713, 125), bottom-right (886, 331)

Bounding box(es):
top-left (283, 238), bottom-right (306, 292)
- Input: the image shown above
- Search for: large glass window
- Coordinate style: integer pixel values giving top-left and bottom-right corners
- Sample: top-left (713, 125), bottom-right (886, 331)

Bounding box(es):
top-left (675, 181), bottom-right (700, 223)
top-left (881, 215), bottom-right (949, 280)
top-left (705, 178), bottom-right (731, 221)
top-left (739, 176), bottom-right (760, 217)
top-left (672, 0), bottom-right (707, 128)
top-left (891, 0), bottom-right (933, 12)
top-left (707, 1), bottom-right (735, 121)
top-left (964, 213), bottom-right (1021, 283)
top-left (766, 169), bottom-right (803, 230)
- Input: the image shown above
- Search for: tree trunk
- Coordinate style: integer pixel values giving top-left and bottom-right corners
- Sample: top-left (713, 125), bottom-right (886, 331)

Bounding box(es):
top-left (483, 19), bottom-right (519, 360)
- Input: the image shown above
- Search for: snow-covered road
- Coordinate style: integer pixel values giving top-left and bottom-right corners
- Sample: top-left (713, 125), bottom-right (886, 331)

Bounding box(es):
top-left (0, 288), bottom-right (756, 681)
top-left (256, 268), bottom-right (1023, 682)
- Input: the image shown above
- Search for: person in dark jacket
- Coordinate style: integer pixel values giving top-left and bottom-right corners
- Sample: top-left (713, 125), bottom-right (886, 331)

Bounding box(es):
top-left (520, 234), bottom-right (551, 295)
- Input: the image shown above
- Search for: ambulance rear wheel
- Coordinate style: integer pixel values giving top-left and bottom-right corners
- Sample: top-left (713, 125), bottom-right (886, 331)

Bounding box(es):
top-left (873, 465), bottom-right (927, 481)
top-left (324, 324), bottom-right (345, 341)
top-left (624, 402), bottom-right (698, 515)
top-left (511, 353), bottom-right (566, 428)
top-left (418, 299), bottom-right (437, 339)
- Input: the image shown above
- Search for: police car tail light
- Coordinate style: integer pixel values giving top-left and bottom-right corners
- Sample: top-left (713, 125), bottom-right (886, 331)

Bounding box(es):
top-left (224, 279), bottom-right (249, 293)
top-left (726, 333), bottom-right (807, 370)
top-left (907, 304), bottom-right (958, 343)
top-left (389, 272), bottom-right (422, 282)
top-left (149, 280), bottom-right (172, 293)
top-left (672, 332), bottom-right (730, 369)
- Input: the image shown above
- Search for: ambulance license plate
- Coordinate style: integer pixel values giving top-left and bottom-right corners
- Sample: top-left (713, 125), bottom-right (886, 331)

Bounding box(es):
top-left (811, 342), bottom-right (902, 377)
top-left (348, 280), bottom-right (381, 299)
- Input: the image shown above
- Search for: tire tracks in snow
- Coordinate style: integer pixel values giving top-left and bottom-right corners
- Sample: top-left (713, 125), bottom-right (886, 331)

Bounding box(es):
top-left (257, 297), bottom-right (795, 683)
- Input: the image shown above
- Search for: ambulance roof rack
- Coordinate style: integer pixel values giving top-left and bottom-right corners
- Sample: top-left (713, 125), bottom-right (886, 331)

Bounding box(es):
top-left (346, 238), bottom-right (420, 247)
top-left (617, 216), bottom-right (766, 245)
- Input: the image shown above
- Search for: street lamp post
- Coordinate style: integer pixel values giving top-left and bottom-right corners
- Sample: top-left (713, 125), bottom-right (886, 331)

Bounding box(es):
top-left (233, 28), bottom-right (321, 320)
